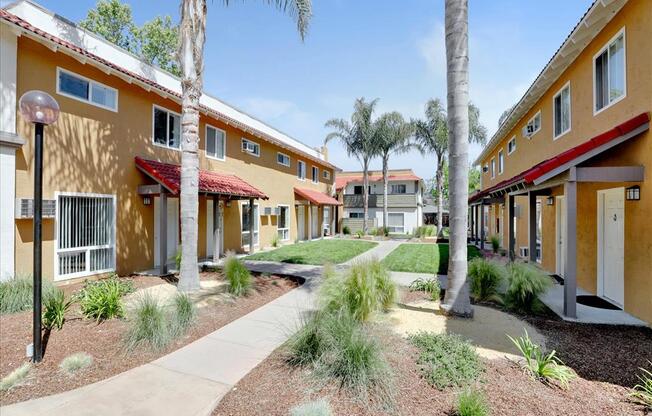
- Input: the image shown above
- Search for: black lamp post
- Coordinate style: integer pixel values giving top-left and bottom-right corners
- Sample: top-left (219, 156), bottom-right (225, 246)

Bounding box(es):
top-left (18, 90), bottom-right (59, 363)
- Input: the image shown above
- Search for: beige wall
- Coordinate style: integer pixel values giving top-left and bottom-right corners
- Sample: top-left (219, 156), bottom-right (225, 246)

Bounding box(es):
top-left (13, 37), bottom-right (334, 281)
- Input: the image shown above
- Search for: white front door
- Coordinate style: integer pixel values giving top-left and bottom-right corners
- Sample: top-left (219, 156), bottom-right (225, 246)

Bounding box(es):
top-left (297, 206), bottom-right (305, 240)
top-left (206, 200), bottom-right (224, 260)
top-left (154, 197), bottom-right (179, 267)
top-left (598, 188), bottom-right (625, 306)
top-left (556, 196), bottom-right (565, 277)
top-left (311, 206), bottom-right (319, 238)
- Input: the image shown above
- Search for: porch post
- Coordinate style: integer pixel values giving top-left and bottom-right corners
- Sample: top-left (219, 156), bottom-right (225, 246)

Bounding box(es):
top-left (564, 181), bottom-right (577, 318)
top-left (470, 205), bottom-right (476, 244)
top-left (508, 194), bottom-right (515, 261)
top-left (480, 203), bottom-right (485, 250)
top-left (213, 196), bottom-right (220, 261)
top-left (528, 192), bottom-right (537, 262)
top-left (307, 203), bottom-right (312, 240)
top-left (248, 198), bottom-right (255, 254)
top-left (159, 191), bottom-right (168, 275)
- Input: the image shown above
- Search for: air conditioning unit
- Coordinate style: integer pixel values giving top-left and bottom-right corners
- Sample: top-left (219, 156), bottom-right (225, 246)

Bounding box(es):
top-left (15, 198), bottom-right (56, 219)
top-left (522, 124), bottom-right (535, 139)
top-left (519, 247), bottom-right (529, 257)
top-left (273, 207), bottom-right (281, 216)
top-left (263, 206), bottom-right (273, 216)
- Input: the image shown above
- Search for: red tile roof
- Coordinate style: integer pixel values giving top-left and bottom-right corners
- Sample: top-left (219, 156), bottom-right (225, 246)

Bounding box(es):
top-left (335, 173), bottom-right (422, 191)
top-left (136, 157), bottom-right (268, 199)
top-left (470, 112), bottom-right (649, 202)
top-left (294, 188), bottom-right (341, 206)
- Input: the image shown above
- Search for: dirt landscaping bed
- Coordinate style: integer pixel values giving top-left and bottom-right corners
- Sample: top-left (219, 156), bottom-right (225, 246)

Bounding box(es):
top-left (0, 271), bottom-right (299, 406)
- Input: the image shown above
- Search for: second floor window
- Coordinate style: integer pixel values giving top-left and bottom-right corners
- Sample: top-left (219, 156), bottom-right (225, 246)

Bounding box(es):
top-left (391, 184), bottom-right (407, 194)
top-left (323, 170), bottom-right (330, 180)
top-left (241, 138), bottom-right (260, 156)
top-left (507, 137), bottom-right (516, 154)
top-left (491, 158), bottom-right (496, 179)
top-left (57, 68), bottom-right (118, 111)
top-left (595, 29), bottom-right (625, 113)
top-left (353, 185), bottom-right (371, 195)
top-left (312, 166), bottom-right (319, 183)
top-left (297, 160), bottom-right (306, 180)
top-left (206, 125), bottom-right (226, 160)
top-left (153, 106), bottom-right (180, 149)
top-left (523, 111), bottom-right (541, 138)
top-left (498, 150), bottom-right (504, 174)
top-left (277, 152), bottom-right (290, 167)
top-left (553, 83), bottom-right (571, 139)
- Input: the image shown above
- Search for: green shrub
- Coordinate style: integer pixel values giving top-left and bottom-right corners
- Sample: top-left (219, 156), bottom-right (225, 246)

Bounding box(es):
top-left (368, 260), bottom-right (397, 311)
top-left (0, 363), bottom-right (31, 391)
top-left (368, 228), bottom-right (377, 237)
top-left (489, 235), bottom-right (500, 253)
top-left (409, 332), bottom-right (483, 389)
top-left (77, 276), bottom-right (133, 322)
top-left (468, 258), bottom-right (504, 303)
top-left (59, 352), bottom-right (93, 375)
top-left (424, 225), bottom-right (436, 237)
top-left (174, 247), bottom-right (182, 270)
top-left (504, 263), bottom-right (551, 314)
top-left (355, 230), bottom-right (364, 238)
top-left (342, 225), bottom-right (351, 235)
top-left (224, 253), bottom-right (252, 296)
top-left (456, 388), bottom-right (489, 416)
top-left (507, 330), bottom-right (575, 389)
top-left (0, 275), bottom-right (55, 315)
top-left (270, 232), bottom-right (281, 248)
top-left (42, 288), bottom-right (73, 330)
top-left (290, 398), bottom-right (332, 416)
top-left (124, 294), bottom-right (170, 351)
top-left (629, 361), bottom-right (652, 409)
top-left (171, 292), bottom-right (196, 336)
top-left (409, 277), bottom-right (441, 299)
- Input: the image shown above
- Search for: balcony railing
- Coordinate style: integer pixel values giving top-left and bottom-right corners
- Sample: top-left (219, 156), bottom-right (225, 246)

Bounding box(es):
top-left (343, 193), bottom-right (418, 208)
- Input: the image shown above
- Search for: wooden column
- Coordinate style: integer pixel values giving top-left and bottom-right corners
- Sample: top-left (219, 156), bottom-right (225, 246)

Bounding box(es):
top-left (528, 192), bottom-right (537, 262)
top-left (248, 198), bottom-right (255, 254)
top-left (159, 191), bottom-right (168, 275)
top-left (508, 194), bottom-right (515, 262)
top-left (564, 180), bottom-right (577, 318)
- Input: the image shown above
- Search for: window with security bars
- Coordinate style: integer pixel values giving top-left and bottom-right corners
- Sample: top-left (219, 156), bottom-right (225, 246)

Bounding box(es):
top-left (57, 194), bottom-right (115, 279)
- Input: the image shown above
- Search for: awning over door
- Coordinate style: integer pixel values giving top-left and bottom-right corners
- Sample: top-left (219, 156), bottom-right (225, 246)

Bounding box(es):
top-left (294, 187), bottom-right (342, 206)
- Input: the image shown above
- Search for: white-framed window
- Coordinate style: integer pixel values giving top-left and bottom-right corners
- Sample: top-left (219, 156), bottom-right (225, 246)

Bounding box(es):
top-left (349, 212), bottom-right (364, 219)
top-left (498, 149), bottom-right (504, 174)
top-left (523, 111), bottom-right (541, 138)
top-left (353, 185), bottom-right (371, 195)
top-left (241, 138), bottom-right (260, 157)
top-left (277, 152), bottom-right (290, 167)
top-left (297, 160), bottom-right (306, 180)
top-left (391, 184), bottom-right (407, 194)
top-left (311, 166), bottom-right (319, 184)
top-left (241, 202), bottom-right (259, 247)
top-left (56, 67), bottom-right (118, 112)
top-left (594, 28), bottom-right (626, 114)
top-left (55, 193), bottom-right (116, 280)
top-left (553, 82), bottom-right (571, 139)
top-left (387, 213), bottom-right (405, 233)
top-left (153, 105), bottom-right (181, 149)
top-left (507, 137), bottom-right (516, 155)
top-left (490, 158), bottom-right (496, 179)
top-left (323, 170), bottom-right (330, 180)
top-left (277, 205), bottom-right (290, 241)
top-left (206, 124), bottom-right (226, 161)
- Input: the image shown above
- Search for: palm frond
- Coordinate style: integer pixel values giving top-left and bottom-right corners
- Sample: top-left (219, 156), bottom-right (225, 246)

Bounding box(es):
top-left (222, 0), bottom-right (312, 40)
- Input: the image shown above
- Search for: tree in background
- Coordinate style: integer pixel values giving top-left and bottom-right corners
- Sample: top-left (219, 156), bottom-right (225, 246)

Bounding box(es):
top-left (468, 166), bottom-right (480, 193)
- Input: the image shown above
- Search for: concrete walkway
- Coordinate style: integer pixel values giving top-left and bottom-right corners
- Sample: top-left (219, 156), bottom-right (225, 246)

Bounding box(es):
top-left (341, 239), bottom-right (402, 265)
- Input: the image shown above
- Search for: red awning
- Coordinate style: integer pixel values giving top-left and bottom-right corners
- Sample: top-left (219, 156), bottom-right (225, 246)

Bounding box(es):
top-left (136, 157), bottom-right (268, 199)
top-left (294, 188), bottom-right (342, 206)
top-left (470, 112), bottom-right (649, 203)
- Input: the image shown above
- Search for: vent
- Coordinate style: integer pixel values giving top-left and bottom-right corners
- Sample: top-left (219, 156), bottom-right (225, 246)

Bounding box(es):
top-left (16, 198), bottom-right (56, 219)
top-left (263, 206), bottom-right (273, 216)
top-left (519, 247), bottom-right (529, 257)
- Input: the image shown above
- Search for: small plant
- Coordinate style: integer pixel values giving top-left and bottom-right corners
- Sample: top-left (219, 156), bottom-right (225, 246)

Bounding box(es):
top-left (290, 398), bottom-right (332, 416)
top-left (489, 235), bottom-right (501, 253)
top-left (0, 274), bottom-right (54, 315)
top-left (171, 292), bottom-right (196, 336)
top-left (504, 263), bottom-right (551, 314)
top-left (224, 253), bottom-right (252, 296)
top-left (42, 288), bottom-right (73, 330)
top-left (456, 388), bottom-right (489, 416)
top-left (77, 275), bottom-right (133, 322)
top-left (355, 230), bottom-right (364, 238)
top-left (409, 277), bottom-right (441, 298)
top-left (342, 225), bottom-right (351, 235)
top-left (409, 332), bottom-right (483, 389)
top-left (270, 232), bottom-right (281, 248)
top-left (124, 294), bottom-right (170, 351)
top-left (468, 258), bottom-right (504, 303)
top-left (629, 361), bottom-right (652, 410)
top-left (59, 352), bottom-right (93, 375)
top-left (507, 330), bottom-right (575, 389)
top-left (0, 363), bottom-right (31, 391)
top-left (369, 228), bottom-right (377, 237)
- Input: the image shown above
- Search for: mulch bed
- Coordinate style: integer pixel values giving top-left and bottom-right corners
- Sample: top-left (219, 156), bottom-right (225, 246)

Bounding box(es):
top-left (0, 272), bottom-right (299, 406)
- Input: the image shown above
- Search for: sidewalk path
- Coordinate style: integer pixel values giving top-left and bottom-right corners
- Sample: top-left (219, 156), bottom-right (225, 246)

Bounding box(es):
top-left (342, 239), bottom-right (402, 265)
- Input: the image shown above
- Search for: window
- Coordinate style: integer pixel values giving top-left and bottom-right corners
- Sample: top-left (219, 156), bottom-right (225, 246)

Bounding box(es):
top-left (297, 160), bottom-right (306, 180)
top-left (391, 184), bottom-right (407, 194)
top-left (311, 166), bottom-right (319, 184)
top-left (507, 137), bottom-right (516, 154)
top-left (241, 138), bottom-right (260, 157)
top-left (277, 205), bottom-right (290, 241)
top-left (323, 170), bottom-right (330, 180)
top-left (553, 82), bottom-right (571, 139)
top-left (490, 158), bottom-right (496, 179)
top-left (277, 152), bottom-right (290, 167)
top-left (57, 68), bottom-right (118, 111)
top-left (349, 212), bottom-right (364, 219)
top-left (523, 111), bottom-right (541, 138)
top-left (353, 185), bottom-right (371, 195)
top-left (498, 150), bottom-right (504, 174)
top-left (206, 125), bottom-right (226, 160)
top-left (56, 193), bottom-right (115, 279)
top-left (594, 29), bottom-right (625, 113)
top-left (153, 106), bottom-right (181, 149)
top-left (323, 207), bottom-right (331, 235)
top-left (241, 203), bottom-right (259, 247)
top-left (387, 213), bottom-right (405, 233)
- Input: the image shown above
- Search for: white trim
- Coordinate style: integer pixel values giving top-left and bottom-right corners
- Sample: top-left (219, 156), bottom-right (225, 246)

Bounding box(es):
top-left (596, 187), bottom-right (625, 307)
top-left (240, 137), bottom-right (261, 157)
top-left (498, 149), bottom-right (504, 175)
top-left (524, 110), bottom-right (541, 139)
top-left (240, 201), bottom-right (260, 248)
top-left (205, 123), bottom-right (226, 161)
top-left (387, 212), bottom-right (406, 234)
top-left (507, 136), bottom-right (516, 155)
top-left (592, 27), bottom-right (627, 116)
top-left (490, 158), bottom-right (496, 179)
top-left (297, 160), bottom-right (306, 181)
top-left (277, 152), bottom-right (291, 167)
top-left (552, 81), bottom-right (572, 140)
top-left (152, 104), bottom-right (181, 151)
top-left (277, 204), bottom-right (290, 241)
top-left (555, 195), bottom-right (565, 277)
top-left (56, 67), bottom-right (118, 112)
top-left (311, 166), bottom-right (319, 184)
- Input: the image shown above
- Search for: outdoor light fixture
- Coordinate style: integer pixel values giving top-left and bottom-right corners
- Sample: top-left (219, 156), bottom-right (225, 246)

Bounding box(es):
top-left (546, 196), bottom-right (555, 206)
top-left (19, 90), bottom-right (59, 363)
top-left (626, 185), bottom-right (640, 201)
top-left (143, 196), bottom-right (152, 206)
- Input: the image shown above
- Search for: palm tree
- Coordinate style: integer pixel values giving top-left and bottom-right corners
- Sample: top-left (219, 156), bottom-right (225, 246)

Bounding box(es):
top-left (325, 98), bottom-right (379, 234)
top-left (177, 0), bottom-right (311, 292)
top-left (374, 112), bottom-right (415, 232)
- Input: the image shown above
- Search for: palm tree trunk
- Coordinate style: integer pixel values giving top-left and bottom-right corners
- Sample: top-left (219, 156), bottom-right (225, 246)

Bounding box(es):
top-left (177, 0), bottom-right (206, 293)
top-left (362, 157), bottom-right (369, 234)
top-left (382, 153), bottom-right (389, 232)
top-left (442, 0), bottom-right (472, 317)
top-left (436, 153), bottom-right (444, 236)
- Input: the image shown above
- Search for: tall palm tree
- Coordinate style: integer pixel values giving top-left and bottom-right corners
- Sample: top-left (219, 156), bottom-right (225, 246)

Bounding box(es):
top-left (442, 0), bottom-right (472, 317)
top-left (325, 98), bottom-right (379, 234)
top-left (374, 112), bottom-right (415, 232)
top-left (177, 0), bottom-right (311, 292)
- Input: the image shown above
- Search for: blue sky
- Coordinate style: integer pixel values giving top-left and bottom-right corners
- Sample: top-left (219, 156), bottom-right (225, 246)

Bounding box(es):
top-left (19, 0), bottom-right (592, 180)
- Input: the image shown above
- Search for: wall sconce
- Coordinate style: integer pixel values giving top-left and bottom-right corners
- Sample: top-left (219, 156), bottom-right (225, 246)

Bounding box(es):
top-left (143, 196), bottom-right (151, 206)
top-left (626, 185), bottom-right (640, 201)
top-left (225, 201), bottom-right (232, 208)
top-left (546, 196), bottom-right (554, 206)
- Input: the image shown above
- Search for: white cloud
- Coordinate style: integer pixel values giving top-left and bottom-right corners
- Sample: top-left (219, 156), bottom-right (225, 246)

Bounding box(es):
top-left (417, 22), bottom-right (446, 79)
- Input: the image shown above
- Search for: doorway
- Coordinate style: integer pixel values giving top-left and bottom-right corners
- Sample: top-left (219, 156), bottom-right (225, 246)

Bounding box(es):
top-left (555, 196), bottom-right (565, 277)
top-left (597, 187), bottom-right (625, 307)
top-left (206, 200), bottom-right (224, 260)
top-left (154, 197), bottom-right (179, 267)
top-left (297, 206), bottom-right (305, 240)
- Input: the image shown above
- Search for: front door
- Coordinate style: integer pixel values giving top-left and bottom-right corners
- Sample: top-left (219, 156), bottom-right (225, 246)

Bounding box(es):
top-left (154, 197), bottom-right (179, 267)
top-left (311, 206), bottom-right (319, 239)
top-left (207, 200), bottom-right (224, 260)
top-left (297, 206), bottom-right (305, 240)
top-left (556, 196), bottom-right (565, 277)
top-left (599, 188), bottom-right (624, 306)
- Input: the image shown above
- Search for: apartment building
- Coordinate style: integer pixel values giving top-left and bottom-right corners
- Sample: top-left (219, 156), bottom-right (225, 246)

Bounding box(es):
top-left (470, 0), bottom-right (651, 324)
top-left (0, 1), bottom-right (340, 282)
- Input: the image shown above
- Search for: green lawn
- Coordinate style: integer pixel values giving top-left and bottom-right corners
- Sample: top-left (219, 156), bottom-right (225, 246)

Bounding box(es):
top-left (381, 243), bottom-right (482, 274)
top-left (246, 239), bottom-right (378, 265)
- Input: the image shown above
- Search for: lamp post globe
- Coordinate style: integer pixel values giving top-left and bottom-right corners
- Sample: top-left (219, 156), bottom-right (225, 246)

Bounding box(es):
top-left (19, 90), bottom-right (60, 125)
